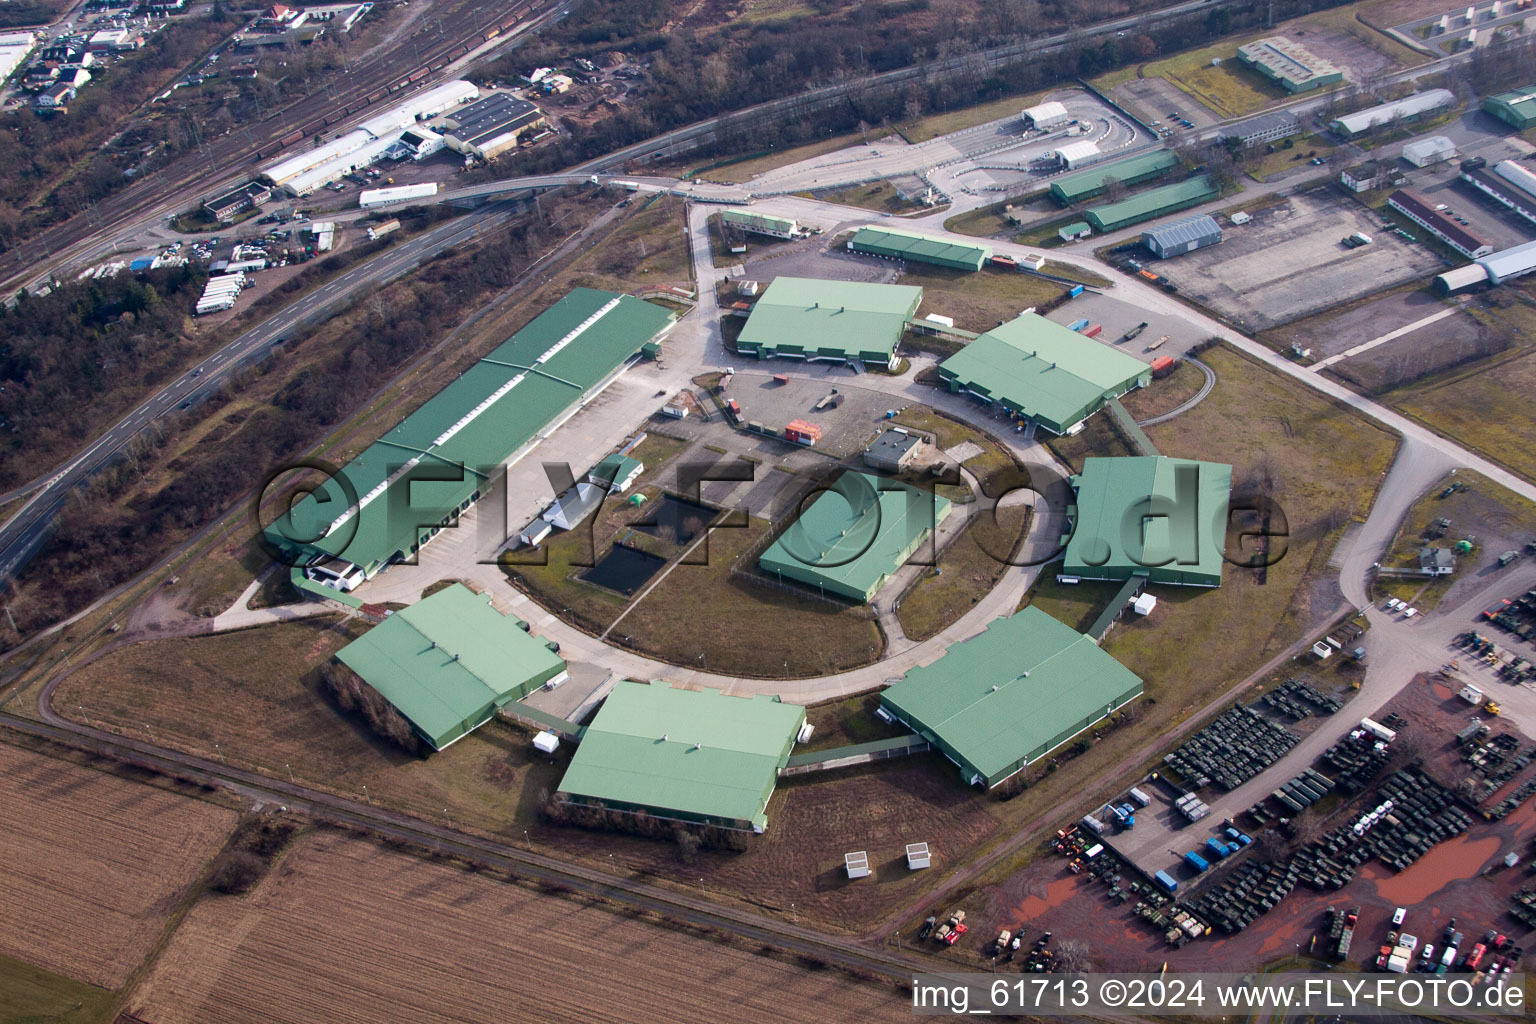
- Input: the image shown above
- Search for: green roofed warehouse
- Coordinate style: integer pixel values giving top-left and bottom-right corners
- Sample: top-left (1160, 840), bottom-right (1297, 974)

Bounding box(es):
top-left (722, 209), bottom-right (798, 239)
top-left (1084, 175), bottom-right (1218, 233)
top-left (880, 606), bottom-right (1144, 788)
top-left (265, 288), bottom-right (675, 579)
top-left (848, 227), bottom-right (991, 271)
top-left (1062, 456), bottom-right (1233, 588)
top-left (1484, 87), bottom-right (1536, 131)
top-left (556, 680), bottom-right (806, 832)
top-left (335, 583), bottom-right (567, 751)
top-left (1050, 150), bottom-right (1180, 206)
top-left (760, 471), bottom-right (951, 602)
top-left (937, 314), bottom-right (1150, 435)
top-left (735, 276), bottom-right (921, 370)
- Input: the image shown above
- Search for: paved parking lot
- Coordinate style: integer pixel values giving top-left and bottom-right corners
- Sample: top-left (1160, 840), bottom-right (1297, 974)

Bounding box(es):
top-left (1040, 290), bottom-right (1207, 360)
top-left (1156, 190), bottom-right (1446, 330)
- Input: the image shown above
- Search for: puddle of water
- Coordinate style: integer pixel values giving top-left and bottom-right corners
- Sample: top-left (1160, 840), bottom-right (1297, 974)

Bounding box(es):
top-left (632, 493), bottom-right (718, 545)
top-left (1372, 833), bottom-right (1503, 906)
top-left (578, 544), bottom-right (666, 596)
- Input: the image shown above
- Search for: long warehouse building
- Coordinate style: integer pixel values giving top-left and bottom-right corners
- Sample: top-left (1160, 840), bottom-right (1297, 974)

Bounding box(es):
top-left (1484, 86), bottom-right (1536, 131)
top-left (1387, 189), bottom-right (1493, 259)
top-left (1329, 89), bottom-right (1454, 137)
top-left (264, 288), bottom-right (675, 579)
top-left (1235, 36), bottom-right (1342, 93)
top-left (1050, 150), bottom-right (1180, 206)
top-left (734, 276), bottom-right (921, 369)
top-left (1435, 239), bottom-right (1536, 293)
top-left (1084, 175), bottom-right (1218, 233)
top-left (1459, 159), bottom-right (1536, 227)
top-left (880, 606), bottom-right (1144, 788)
top-left (848, 227), bottom-right (991, 271)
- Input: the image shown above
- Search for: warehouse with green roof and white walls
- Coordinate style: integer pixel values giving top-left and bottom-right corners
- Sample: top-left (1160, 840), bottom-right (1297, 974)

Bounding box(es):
top-left (880, 606), bottom-right (1144, 788)
top-left (848, 227), bottom-right (991, 271)
top-left (936, 313), bottom-right (1150, 435)
top-left (734, 276), bottom-right (921, 370)
top-left (263, 288), bottom-right (675, 584)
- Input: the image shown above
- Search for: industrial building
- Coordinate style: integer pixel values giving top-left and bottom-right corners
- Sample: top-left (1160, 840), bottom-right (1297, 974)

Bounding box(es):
top-left (202, 180), bottom-right (272, 222)
top-left (1050, 139), bottom-right (1101, 170)
top-left (261, 79), bottom-right (479, 194)
top-left (862, 428), bottom-right (926, 472)
top-left (1060, 456), bottom-right (1233, 588)
top-left (733, 276), bottom-right (921, 369)
top-left (1235, 37), bottom-right (1343, 93)
top-left (1434, 239), bottom-right (1536, 293)
top-left (1142, 214), bottom-right (1222, 258)
top-left (936, 313), bottom-right (1150, 435)
top-left (1401, 135), bottom-right (1456, 167)
top-left (1218, 110), bottom-right (1302, 149)
top-left (555, 680), bottom-right (805, 832)
top-left (359, 182), bottom-right (439, 209)
top-left (1387, 189), bottom-right (1493, 258)
top-left (1084, 175), bottom-right (1218, 233)
top-left (759, 471), bottom-right (951, 603)
top-left (335, 583), bottom-right (567, 751)
top-left (722, 209), bottom-right (797, 239)
top-left (1049, 150), bottom-right (1179, 206)
top-left (847, 227), bottom-right (991, 271)
top-left (879, 606), bottom-right (1144, 788)
top-left (587, 453), bottom-right (644, 493)
top-left (1330, 89), bottom-right (1455, 137)
top-left (264, 288), bottom-right (675, 579)
top-left (1021, 100), bottom-right (1072, 130)
top-left (1485, 86), bottom-right (1536, 130)
top-left (0, 31), bottom-right (37, 85)
top-left (438, 92), bottom-right (547, 162)
top-left (1459, 159), bottom-right (1536, 227)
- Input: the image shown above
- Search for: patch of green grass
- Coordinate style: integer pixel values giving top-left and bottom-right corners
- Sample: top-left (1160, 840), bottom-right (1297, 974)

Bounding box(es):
top-left (0, 952), bottom-right (117, 1024)
top-left (897, 264), bottom-right (1062, 334)
top-left (801, 180), bottom-right (931, 214)
top-left (1095, 40), bottom-right (1289, 119)
top-left (696, 131), bottom-right (884, 184)
top-left (1244, 134), bottom-right (1339, 181)
top-left (801, 691), bottom-right (911, 751)
top-left (895, 89), bottom-right (1053, 144)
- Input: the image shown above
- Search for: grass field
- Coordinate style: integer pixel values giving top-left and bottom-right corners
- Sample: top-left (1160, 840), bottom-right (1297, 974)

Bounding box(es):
top-left (897, 264), bottom-right (1063, 335)
top-left (129, 831), bottom-right (914, 1024)
top-left (895, 90), bottom-right (1051, 144)
top-left (1095, 41), bottom-right (1290, 118)
top-left (1244, 134), bottom-right (1340, 181)
top-left (898, 505), bottom-right (1030, 641)
top-left (1116, 359), bottom-right (1207, 421)
top-left (803, 181), bottom-right (932, 214)
top-left (0, 953), bottom-right (117, 1024)
top-left (0, 744), bottom-right (238, 990)
top-left (697, 131), bottom-right (885, 184)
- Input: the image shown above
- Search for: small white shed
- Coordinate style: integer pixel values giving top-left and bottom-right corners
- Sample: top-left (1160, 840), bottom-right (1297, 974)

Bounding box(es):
top-left (533, 731), bottom-right (560, 754)
top-left (906, 842), bottom-right (931, 870)
top-left (845, 851), bottom-right (871, 879)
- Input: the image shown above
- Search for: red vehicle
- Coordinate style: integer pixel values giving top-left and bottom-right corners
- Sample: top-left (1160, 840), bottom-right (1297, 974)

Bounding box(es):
top-left (944, 922), bottom-right (968, 946)
top-left (1466, 943), bottom-right (1487, 970)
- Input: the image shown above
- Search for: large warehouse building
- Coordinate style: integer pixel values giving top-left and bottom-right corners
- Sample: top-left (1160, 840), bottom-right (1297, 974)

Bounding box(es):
top-left (734, 276), bottom-right (921, 369)
top-left (1484, 86), bottom-right (1536, 131)
top-left (1235, 37), bottom-right (1343, 93)
top-left (880, 606), bottom-right (1144, 788)
top-left (1142, 214), bottom-right (1222, 258)
top-left (1401, 135), bottom-right (1456, 168)
top-left (335, 583), bottom-right (567, 751)
top-left (938, 314), bottom-right (1149, 435)
top-left (1330, 89), bottom-right (1454, 137)
top-left (759, 471), bottom-right (951, 602)
top-left (265, 289), bottom-right (675, 579)
top-left (438, 92), bottom-right (548, 162)
top-left (1021, 100), bottom-right (1072, 130)
top-left (1387, 189), bottom-right (1493, 258)
top-left (1435, 239), bottom-right (1536, 293)
top-left (1084, 175), bottom-right (1218, 233)
top-left (1459, 159), bottom-right (1536, 227)
top-left (848, 227), bottom-right (991, 271)
top-left (556, 681), bottom-right (805, 832)
top-left (1061, 456), bottom-right (1233, 588)
top-left (1050, 150), bottom-right (1179, 206)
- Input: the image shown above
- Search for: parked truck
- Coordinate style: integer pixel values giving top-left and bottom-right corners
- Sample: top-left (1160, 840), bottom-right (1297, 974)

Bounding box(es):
top-left (1154, 869), bottom-right (1179, 893)
top-left (1184, 851), bottom-right (1210, 872)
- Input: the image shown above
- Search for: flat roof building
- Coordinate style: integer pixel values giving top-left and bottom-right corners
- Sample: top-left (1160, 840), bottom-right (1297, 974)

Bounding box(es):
top-left (759, 471), bottom-right (951, 602)
top-left (556, 680), bottom-right (805, 832)
top-left (1484, 86), bottom-right (1536, 131)
top-left (862, 428), bottom-right (926, 472)
top-left (848, 227), bottom-right (991, 271)
top-left (1388, 189), bottom-right (1493, 258)
top-left (1084, 175), bottom-right (1219, 233)
top-left (1218, 109), bottom-right (1302, 149)
top-left (265, 289), bottom-right (674, 578)
top-left (335, 583), bottom-right (567, 750)
top-left (880, 606), bottom-right (1144, 788)
top-left (1050, 150), bottom-right (1179, 206)
top-left (439, 92), bottom-right (547, 161)
top-left (1330, 89), bottom-right (1454, 137)
top-left (203, 180), bottom-right (272, 222)
top-left (1061, 456), bottom-right (1233, 587)
top-left (734, 276), bottom-right (921, 369)
top-left (937, 313), bottom-right (1151, 435)
top-left (1143, 214), bottom-right (1222, 258)
top-left (722, 209), bottom-right (797, 239)
top-left (1236, 37), bottom-right (1343, 92)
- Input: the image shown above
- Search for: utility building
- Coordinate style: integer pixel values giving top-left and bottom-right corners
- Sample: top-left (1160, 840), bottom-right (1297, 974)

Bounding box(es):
top-left (335, 583), bottom-right (567, 751)
top-left (1401, 135), bottom-right (1456, 168)
top-left (1218, 110), bottom-right (1302, 149)
top-left (1051, 140), bottom-right (1101, 170)
top-left (862, 428), bottom-right (926, 472)
top-left (1050, 150), bottom-right (1179, 206)
top-left (937, 314), bottom-right (1150, 435)
top-left (722, 209), bottom-right (797, 239)
top-left (880, 606), bottom-right (1144, 788)
top-left (734, 276), bottom-right (921, 369)
top-left (1021, 100), bottom-right (1071, 130)
top-left (759, 471), bottom-right (951, 603)
top-left (1060, 456), bottom-right (1233, 588)
top-left (439, 92), bottom-right (548, 162)
top-left (1484, 86), bottom-right (1536, 131)
top-left (264, 289), bottom-right (674, 580)
top-left (848, 227), bottom-right (991, 271)
top-left (1235, 37), bottom-right (1343, 93)
top-left (1142, 214), bottom-right (1222, 258)
top-left (555, 681), bottom-right (805, 832)
top-left (1084, 176), bottom-right (1218, 233)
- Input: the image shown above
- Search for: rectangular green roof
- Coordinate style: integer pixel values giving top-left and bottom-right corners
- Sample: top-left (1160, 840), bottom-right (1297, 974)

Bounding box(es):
top-left (589, 453), bottom-right (643, 488)
top-left (1485, 87), bottom-right (1536, 130)
top-left (723, 209), bottom-right (795, 235)
top-left (1051, 150), bottom-right (1180, 205)
top-left (556, 680), bottom-right (806, 830)
top-left (1063, 456), bottom-right (1233, 587)
top-left (736, 276), bottom-right (921, 364)
top-left (759, 471), bottom-right (951, 602)
top-left (880, 606), bottom-right (1143, 786)
top-left (336, 583), bottom-right (567, 750)
top-left (1085, 175), bottom-right (1218, 233)
top-left (849, 227), bottom-right (991, 271)
top-left (937, 314), bottom-right (1150, 434)
top-left (267, 289), bottom-right (674, 573)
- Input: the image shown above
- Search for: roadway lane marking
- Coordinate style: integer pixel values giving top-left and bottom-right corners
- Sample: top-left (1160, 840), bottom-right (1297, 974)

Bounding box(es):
top-left (1311, 307), bottom-right (1459, 371)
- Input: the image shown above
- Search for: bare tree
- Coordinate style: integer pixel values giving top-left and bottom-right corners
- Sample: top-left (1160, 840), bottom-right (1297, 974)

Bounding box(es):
top-left (1055, 938), bottom-right (1093, 973)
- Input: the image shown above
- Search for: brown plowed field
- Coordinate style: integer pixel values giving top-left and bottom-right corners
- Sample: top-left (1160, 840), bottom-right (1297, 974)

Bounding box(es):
top-left (130, 832), bottom-right (911, 1024)
top-left (0, 745), bottom-right (238, 988)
